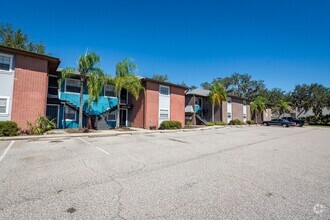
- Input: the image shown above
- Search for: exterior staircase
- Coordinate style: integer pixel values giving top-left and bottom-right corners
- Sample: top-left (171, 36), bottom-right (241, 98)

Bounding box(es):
top-left (195, 114), bottom-right (208, 125)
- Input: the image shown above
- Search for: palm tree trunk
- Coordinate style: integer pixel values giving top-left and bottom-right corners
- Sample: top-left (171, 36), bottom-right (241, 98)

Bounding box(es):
top-left (116, 91), bottom-right (121, 128)
top-left (212, 103), bottom-right (215, 123)
top-left (78, 79), bottom-right (84, 129)
top-left (255, 111), bottom-right (257, 124)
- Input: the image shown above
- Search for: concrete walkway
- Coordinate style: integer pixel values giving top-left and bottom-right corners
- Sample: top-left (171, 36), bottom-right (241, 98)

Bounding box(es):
top-left (0, 125), bottom-right (250, 141)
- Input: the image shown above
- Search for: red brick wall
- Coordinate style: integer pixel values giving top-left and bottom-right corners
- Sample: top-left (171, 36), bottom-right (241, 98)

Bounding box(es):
top-left (129, 90), bottom-right (145, 128)
top-left (12, 55), bottom-right (48, 129)
top-left (145, 81), bottom-right (159, 129)
top-left (170, 86), bottom-right (185, 127)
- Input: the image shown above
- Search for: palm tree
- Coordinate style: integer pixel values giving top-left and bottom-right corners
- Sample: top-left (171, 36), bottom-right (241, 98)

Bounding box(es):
top-left (209, 82), bottom-right (227, 122)
top-left (108, 58), bottom-right (143, 128)
top-left (250, 96), bottom-right (267, 123)
top-left (276, 100), bottom-right (292, 118)
top-left (59, 52), bottom-right (105, 129)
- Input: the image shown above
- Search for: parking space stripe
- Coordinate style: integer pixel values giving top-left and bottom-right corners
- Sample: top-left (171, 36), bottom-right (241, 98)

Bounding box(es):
top-left (0, 141), bottom-right (15, 163)
top-left (77, 137), bottom-right (110, 155)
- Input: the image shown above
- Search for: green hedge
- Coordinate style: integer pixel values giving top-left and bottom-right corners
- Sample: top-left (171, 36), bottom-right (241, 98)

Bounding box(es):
top-left (303, 115), bottom-right (330, 125)
top-left (160, 120), bottom-right (182, 129)
top-left (246, 120), bottom-right (255, 125)
top-left (228, 119), bottom-right (246, 125)
top-left (0, 121), bottom-right (19, 136)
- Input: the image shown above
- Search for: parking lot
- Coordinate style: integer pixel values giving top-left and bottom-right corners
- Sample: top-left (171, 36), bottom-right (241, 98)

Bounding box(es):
top-left (0, 126), bottom-right (329, 219)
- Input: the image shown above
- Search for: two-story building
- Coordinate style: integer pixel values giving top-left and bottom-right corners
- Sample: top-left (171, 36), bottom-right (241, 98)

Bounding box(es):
top-left (185, 88), bottom-right (251, 124)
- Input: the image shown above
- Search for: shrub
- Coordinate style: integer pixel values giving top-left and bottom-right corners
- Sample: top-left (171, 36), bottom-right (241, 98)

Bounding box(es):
top-left (214, 121), bottom-right (227, 126)
top-left (246, 120), bottom-right (255, 125)
top-left (0, 121), bottom-right (19, 136)
top-left (228, 119), bottom-right (246, 125)
top-left (205, 122), bottom-right (215, 126)
top-left (160, 120), bottom-right (182, 129)
top-left (306, 115), bottom-right (330, 125)
top-left (23, 116), bottom-right (57, 135)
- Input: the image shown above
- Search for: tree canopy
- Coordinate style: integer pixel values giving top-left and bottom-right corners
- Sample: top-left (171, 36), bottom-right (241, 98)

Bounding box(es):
top-left (152, 74), bottom-right (168, 82)
top-left (0, 23), bottom-right (46, 54)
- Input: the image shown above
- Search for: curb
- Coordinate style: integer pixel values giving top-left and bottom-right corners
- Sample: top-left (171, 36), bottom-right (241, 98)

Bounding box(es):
top-left (0, 126), bottom-right (226, 141)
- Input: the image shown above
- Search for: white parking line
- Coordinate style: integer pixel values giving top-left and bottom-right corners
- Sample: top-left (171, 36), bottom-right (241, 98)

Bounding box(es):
top-left (77, 137), bottom-right (110, 155)
top-left (0, 141), bottom-right (15, 163)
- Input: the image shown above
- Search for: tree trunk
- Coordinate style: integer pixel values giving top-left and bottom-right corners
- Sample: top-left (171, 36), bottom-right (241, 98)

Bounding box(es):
top-left (212, 103), bottom-right (215, 122)
top-left (255, 111), bottom-right (257, 124)
top-left (78, 79), bottom-right (84, 129)
top-left (116, 91), bottom-right (121, 128)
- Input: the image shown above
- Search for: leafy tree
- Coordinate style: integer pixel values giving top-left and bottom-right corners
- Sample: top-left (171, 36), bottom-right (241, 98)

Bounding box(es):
top-left (274, 100), bottom-right (292, 118)
top-left (209, 82), bottom-right (227, 122)
top-left (292, 83), bottom-right (329, 117)
top-left (250, 96), bottom-right (267, 123)
top-left (152, 74), bottom-right (168, 82)
top-left (204, 73), bottom-right (266, 99)
top-left (60, 52), bottom-right (105, 129)
top-left (109, 58), bottom-right (143, 128)
top-left (0, 23), bottom-right (46, 54)
top-left (200, 82), bottom-right (212, 90)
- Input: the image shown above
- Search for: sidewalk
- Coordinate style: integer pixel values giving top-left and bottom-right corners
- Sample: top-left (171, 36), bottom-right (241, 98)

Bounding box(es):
top-left (0, 126), bottom-right (228, 141)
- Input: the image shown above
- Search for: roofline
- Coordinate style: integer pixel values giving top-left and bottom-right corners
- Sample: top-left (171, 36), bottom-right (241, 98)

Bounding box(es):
top-left (186, 90), bottom-right (252, 101)
top-left (0, 45), bottom-right (60, 64)
top-left (141, 77), bottom-right (188, 89)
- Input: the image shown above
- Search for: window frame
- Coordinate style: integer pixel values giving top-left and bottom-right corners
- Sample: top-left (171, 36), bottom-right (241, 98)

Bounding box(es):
top-left (64, 106), bottom-right (77, 121)
top-left (104, 84), bottom-right (116, 98)
top-left (64, 78), bottom-right (81, 94)
top-left (159, 85), bottom-right (170, 96)
top-left (0, 53), bottom-right (13, 73)
top-left (0, 96), bottom-right (9, 115)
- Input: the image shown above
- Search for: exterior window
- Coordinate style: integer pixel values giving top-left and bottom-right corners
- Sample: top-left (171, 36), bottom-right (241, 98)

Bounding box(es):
top-left (65, 79), bottom-right (81, 93)
top-left (159, 109), bottom-right (169, 119)
top-left (64, 106), bottom-right (76, 120)
top-left (0, 97), bottom-right (9, 114)
top-left (107, 111), bottom-right (116, 121)
top-left (0, 54), bottom-right (12, 71)
top-left (159, 85), bottom-right (170, 96)
top-left (104, 85), bottom-right (116, 97)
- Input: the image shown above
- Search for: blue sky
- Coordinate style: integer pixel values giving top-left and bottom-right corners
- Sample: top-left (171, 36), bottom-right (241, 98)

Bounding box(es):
top-left (3, 0), bottom-right (330, 91)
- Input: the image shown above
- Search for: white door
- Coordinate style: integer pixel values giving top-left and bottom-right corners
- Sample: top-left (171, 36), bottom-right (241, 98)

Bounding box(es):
top-left (243, 100), bottom-right (247, 122)
top-left (159, 85), bottom-right (170, 126)
top-left (227, 98), bottom-right (232, 123)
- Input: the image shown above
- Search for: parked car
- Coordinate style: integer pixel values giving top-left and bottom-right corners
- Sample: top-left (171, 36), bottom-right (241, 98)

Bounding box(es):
top-left (263, 119), bottom-right (296, 127)
top-left (281, 117), bottom-right (305, 127)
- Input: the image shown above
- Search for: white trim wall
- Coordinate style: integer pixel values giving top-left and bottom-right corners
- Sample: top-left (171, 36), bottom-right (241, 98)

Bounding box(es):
top-left (158, 85), bottom-right (170, 126)
top-left (0, 52), bottom-right (15, 121)
top-left (227, 97), bottom-right (232, 123)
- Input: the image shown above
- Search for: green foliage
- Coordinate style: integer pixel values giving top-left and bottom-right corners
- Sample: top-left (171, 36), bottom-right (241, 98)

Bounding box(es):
top-left (206, 73), bottom-right (266, 100)
top-left (0, 23), bottom-right (46, 54)
top-left (0, 121), bottom-right (19, 136)
top-left (273, 100), bottom-right (292, 117)
top-left (111, 58), bottom-right (143, 128)
top-left (205, 122), bottom-right (215, 126)
top-left (228, 119), bottom-right (246, 125)
top-left (305, 115), bottom-right (330, 125)
top-left (60, 52), bottom-right (105, 129)
top-left (160, 120), bottom-right (182, 129)
top-left (209, 82), bottom-right (227, 122)
top-left (152, 74), bottom-right (168, 82)
top-left (214, 121), bottom-right (227, 126)
top-left (292, 83), bottom-right (330, 117)
top-left (250, 95), bottom-right (267, 122)
top-left (24, 116), bottom-right (56, 135)
top-left (246, 120), bottom-right (255, 125)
